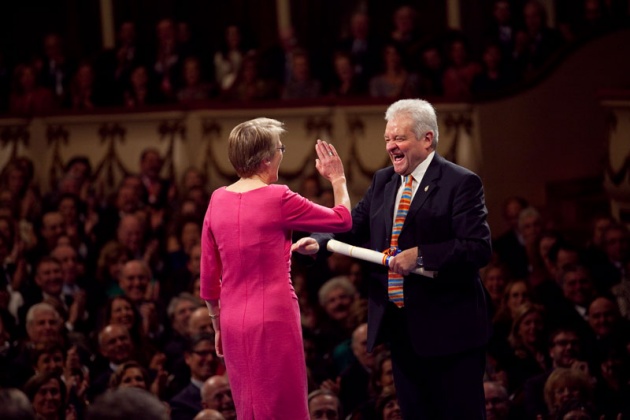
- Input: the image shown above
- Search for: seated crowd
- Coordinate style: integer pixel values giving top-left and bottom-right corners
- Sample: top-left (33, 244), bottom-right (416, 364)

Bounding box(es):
top-left (1, 0), bottom-right (628, 116)
top-left (1, 143), bottom-right (630, 420)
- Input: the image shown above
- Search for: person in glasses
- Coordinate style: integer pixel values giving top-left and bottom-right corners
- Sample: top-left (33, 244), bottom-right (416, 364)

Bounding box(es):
top-left (170, 333), bottom-right (220, 420)
top-left (523, 327), bottom-right (587, 419)
top-left (200, 117), bottom-right (351, 419)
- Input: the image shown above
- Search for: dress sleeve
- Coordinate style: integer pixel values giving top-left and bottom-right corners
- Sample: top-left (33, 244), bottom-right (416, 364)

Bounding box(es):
top-left (200, 197), bottom-right (222, 300)
top-left (281, 187), bottom-right (352, 233)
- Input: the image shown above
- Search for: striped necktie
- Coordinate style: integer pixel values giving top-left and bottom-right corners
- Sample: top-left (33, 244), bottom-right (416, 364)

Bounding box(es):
top-left (388, 175), bottom-right (413, 308)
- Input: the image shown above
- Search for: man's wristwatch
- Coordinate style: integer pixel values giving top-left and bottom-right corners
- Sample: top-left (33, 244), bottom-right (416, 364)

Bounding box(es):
top-left (416, 252), bottom-right (424, 268)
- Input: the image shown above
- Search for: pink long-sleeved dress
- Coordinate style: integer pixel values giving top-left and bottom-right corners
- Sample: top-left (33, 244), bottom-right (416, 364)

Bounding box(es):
top-left (200, 184), bottom-right (351, 419)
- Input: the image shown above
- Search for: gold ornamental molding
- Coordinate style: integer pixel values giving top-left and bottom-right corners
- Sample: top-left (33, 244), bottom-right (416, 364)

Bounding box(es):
top-left (46, 125), bottom-right (70, 190)
top-left (346, 115), bottom-right (389, 183)
top-left (94, 122), bottom-right (129, 191)
top-left (442, 111), bottom-right (473, 165)
top-left (201, 120), bottom-right (236, 184)
top-left (305, 116), bottom-right (332, 139)
top-left (158, 120), bottom-right (186, 181)
top-left (0, 125), bottom-right (30, 160)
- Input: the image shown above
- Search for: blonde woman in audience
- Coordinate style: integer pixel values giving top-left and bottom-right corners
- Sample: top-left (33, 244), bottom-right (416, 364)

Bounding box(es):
top-left (543, 368), bottom-right (593, 418)
top-left (505, 303), bottom-right (549, 393)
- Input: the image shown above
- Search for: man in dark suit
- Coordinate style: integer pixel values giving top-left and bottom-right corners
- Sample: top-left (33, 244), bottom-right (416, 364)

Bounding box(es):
top-left (311, 99), bottom-right (492, 419)
top-left (170, 333), bottom-right (219, 420)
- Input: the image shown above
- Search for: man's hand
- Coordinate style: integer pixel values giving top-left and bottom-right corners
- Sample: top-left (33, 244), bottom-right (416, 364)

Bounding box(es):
top-left (291, 237), bottom-right (320, 255)
top-left (388, 247), bottom-right (419, 276)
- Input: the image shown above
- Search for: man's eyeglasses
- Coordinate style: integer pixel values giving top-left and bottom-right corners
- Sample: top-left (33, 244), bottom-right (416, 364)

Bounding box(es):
top-left (277, 145), bottom-right (286, 153)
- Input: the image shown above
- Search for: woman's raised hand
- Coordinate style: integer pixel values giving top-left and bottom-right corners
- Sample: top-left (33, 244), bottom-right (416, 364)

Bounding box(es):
top-left (315, 139), bottom-right (345, 182)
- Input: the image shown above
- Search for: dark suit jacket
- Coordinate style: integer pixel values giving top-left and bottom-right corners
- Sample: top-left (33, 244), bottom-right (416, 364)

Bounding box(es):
top-left (339, 360), bottom-right (371, 415)
top-left (170, 382), bottom-right (202, 420)
top-left (317, 154), bottom-right (492, 357)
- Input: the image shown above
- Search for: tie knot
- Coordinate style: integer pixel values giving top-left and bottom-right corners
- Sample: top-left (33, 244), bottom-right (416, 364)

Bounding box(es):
top-left (404, 175), bottom-right (413, 186)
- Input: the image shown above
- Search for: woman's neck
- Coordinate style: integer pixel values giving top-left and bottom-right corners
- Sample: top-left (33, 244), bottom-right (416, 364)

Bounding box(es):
top-left (241, 173), bottom-right (268, 185)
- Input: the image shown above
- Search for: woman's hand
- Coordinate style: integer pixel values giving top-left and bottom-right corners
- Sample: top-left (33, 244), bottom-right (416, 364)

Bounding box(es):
top-left (291, 237), bottom-right (319, 255)
top-left (315, 140), bottom-right (345, 182)
top-left (215, 330), bottom-right (223, 358)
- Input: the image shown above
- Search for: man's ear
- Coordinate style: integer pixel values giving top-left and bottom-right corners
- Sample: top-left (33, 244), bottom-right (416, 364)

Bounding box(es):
top-left (424, 131), bottom-right (435, 148)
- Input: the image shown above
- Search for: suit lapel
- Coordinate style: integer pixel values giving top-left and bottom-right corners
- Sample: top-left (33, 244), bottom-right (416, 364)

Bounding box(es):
top-left (384, 172), bottom-right (401, 242)
top-left (404, 154), bottom-right (442, 226)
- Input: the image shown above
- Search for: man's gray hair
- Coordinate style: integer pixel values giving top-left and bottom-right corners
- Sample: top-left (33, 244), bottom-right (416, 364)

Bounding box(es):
top-left (385, 99), bottom-right (439, 149)
top-left (26, 302), bottom-right (60, 326)
top-left (167, 292), bottom-right (202, 320)
top-left (87, 388), bottom-right (169, 420)
top-left (318, 276), bottom-right (357, 307)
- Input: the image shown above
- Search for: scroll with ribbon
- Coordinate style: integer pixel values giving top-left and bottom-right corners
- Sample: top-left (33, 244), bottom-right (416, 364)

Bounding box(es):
top-left (326, 239), bottom-right (438, 278)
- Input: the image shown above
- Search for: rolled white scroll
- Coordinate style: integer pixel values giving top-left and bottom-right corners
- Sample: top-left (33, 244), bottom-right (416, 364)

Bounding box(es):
top-left (326, 239), bottom-right (438, 278)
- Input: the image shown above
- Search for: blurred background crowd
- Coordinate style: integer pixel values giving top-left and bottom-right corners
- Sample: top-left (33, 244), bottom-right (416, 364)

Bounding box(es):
top-left (1, 1), bottom-right (630, 419)
top-left (0, 0), bottom-right (628, 116)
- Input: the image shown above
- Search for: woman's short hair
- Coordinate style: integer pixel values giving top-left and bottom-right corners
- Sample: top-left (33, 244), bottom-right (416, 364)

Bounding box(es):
top-left (109, 361), bottom-right (149, 389)
top-left (228, 118), bottom-right (286, 178)
top-left (543, 368), bottom-right (593, 414)
top-left (375, 385), bottom-right (398, 416)
top-left (96, 241), bottom-right (132, 282)
top-left (23, 372), bottom-right (67, 404)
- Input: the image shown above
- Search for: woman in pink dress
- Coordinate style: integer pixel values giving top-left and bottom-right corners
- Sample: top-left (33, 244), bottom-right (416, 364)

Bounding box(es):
top-left (200, 118), bottom-right (352, 419)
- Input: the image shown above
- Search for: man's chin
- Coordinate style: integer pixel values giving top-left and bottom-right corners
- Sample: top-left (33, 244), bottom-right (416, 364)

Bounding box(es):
top-left (392, 161), bottom-right (407, 175)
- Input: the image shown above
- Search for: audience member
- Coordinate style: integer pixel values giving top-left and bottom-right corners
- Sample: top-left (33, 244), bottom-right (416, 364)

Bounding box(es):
top-left (387, 5), bottom-right (424, 70)
top-left (23, 371), bottom-right (72, 420)
top-left (482, 262), bottom-right (509, 311)
top-left (123, 65), bottom-right (164, 108)
top-left (543, 368), bottom-right (593, 418)
top-left (471, 42), bottom-right (515, 96)
top-left (0, 387), bottom-right (35, 420)
top-left (9, 64), bottom-right (55, 116)
top-left (503, 303), bottom-right (550, 394)
top-left (194, 409), bottom-right (226, 420)
top-left (282, 49), bottom-right (322, 100)
top-left (177, 56), bottom-right (215, 102)
top-left (514, 0), bottom-right (564, 76)
top-left (213, 25), bottom-right (248, 91)
top-left (327, 51), bottom-right (368, 98)
top-left (484, 0), bottom-right (517, 57)
top-left (87, 387), bottom-right (169, 420)
top-left (151, 18), bottom-right (183, 101)
top-left (483, 381), bottom-right (512, 420)
top-left (201, 375), bottom-right (236, 420)
top-left (492, 196), bottom-right (529, 278)
top-left (523, 327), bottom-right (587, 418)
top-left (224, 51), bottom-right (278, 102)
top-left (590, 223), bottom-right (629, 292)
top-left (374, 385), bottom-right (402, 420)
top-left (338, 323), bottom-right (374, 414)
top-left (369, 43), bottom-right (419, 99)
top-left (90, 323), bottom-right (135, 400)
top-left (170, 333), bottom-right (220, 420)
top-left (40, 33), bottom-right (75, 106)
top-left (336, 11), bottom-right (381, 81)
top-left (442, 38), bottom-right (482, 100)
top-left (308, 389), bottom-right (341, 420)
top-left (68, 61), bottom-right (105, 110)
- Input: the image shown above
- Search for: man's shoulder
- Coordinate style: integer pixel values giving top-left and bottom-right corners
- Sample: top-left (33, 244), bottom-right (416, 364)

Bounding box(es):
top-left (434, 154), bottom-right (478, 178)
